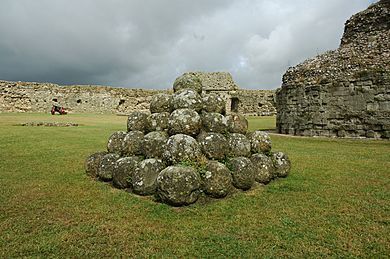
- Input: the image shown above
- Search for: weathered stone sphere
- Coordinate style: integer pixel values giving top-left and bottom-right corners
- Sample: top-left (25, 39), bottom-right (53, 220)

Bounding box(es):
top-left (107, 131), bottom-right (126, 154)
top-left (147, 112), bottom-right (169, 132)
top-left (150, 93), bottom-right (172, 113)
top-left (122, 131), bottom-right (144, 156)
top-left (201, 112), bottom-right (228, 133)
top-left (172, 89), bottom-right (202, 112)
top-left (272, 152), bottom-right (291, 178)
top-left (201, 161), bottom-right (232, 198)
top-left (113, 156), bottom-right (142, 189)
top-left (132, 159), bottom-right (166, 196)
top-left (173, 73), bottom-right (202, 93)
top-left (227, 113), bottom-right (248, 134)
top-left (142, 131), bottom-right (169, 158)
top-left (163, 134), bottom-right (202, 165)
top-left (97, 153), bottom-right (120, 181)
top-left (247, 131), bottom-right (272, 154)
top-left (202, 93), bottom-right (226, 114)
top-left (127, 111), bottom-right (149, 132)
top-left (168, 108), bottom-right (201, 136)
top-left (85, 151), bottom-right (108, 178)
top-left (227, 133), bottom-right (251, 157)
top-left (250, 153), bottom-right (274, 184)
top-left (197, 132), bottom-right (227, 160)
top-left (228, 157), bottom-right (255, 190)
top-left (156, 166), bottom-right (201, 206)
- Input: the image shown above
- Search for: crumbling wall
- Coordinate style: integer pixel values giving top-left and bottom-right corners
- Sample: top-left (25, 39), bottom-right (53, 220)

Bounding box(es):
top-left (276, 0), bottom-right (390, 139)
top-left (0, 73), bottom-right (277, 115)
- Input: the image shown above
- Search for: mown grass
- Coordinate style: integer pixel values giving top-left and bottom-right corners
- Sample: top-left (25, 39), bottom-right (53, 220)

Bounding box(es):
top-left (0, 113), bottom-right (389, 257)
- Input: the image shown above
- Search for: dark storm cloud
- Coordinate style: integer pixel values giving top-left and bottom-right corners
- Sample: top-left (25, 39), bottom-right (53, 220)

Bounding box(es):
top-left (0, 0), bottom-right (374, 89)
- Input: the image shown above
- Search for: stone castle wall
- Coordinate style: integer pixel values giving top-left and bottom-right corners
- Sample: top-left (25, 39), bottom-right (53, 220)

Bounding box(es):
top-left (0, 73), bottom-right (276, 115)
top-left (276, 0), bottom-right (390, 139)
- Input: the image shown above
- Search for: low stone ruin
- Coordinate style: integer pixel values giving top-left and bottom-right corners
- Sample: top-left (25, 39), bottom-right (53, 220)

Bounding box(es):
top-left (85, 74), bottom-right (291, 206)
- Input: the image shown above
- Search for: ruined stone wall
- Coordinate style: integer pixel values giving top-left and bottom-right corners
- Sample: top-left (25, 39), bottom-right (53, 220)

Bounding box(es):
top-left (0, 80), bottom-right (165, 114)
top-left (1, 74), bottom-right (277, 115)
top-left (276, 0), bottom-right (390, 139)
top-left (233, 90), bottom-right (276, 116)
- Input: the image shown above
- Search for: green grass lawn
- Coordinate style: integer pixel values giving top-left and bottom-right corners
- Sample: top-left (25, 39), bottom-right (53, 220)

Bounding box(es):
top-left (0, 113), bottom-right (389, 257)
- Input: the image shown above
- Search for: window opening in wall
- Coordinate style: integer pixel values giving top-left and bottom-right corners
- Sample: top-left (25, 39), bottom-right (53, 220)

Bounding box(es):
top-left (258, 103), bottom-right (263, 107)
top-left (76, 99), bottom-right (82, 104)
top-left (52, 98), bottom-right (58, 102)
top-left (119, 99), bottom-right (126, 105)
top-left (231, 97), bottom-right (239, 113)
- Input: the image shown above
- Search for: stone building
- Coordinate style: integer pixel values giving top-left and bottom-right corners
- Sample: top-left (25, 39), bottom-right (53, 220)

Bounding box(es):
top-left (276, 0), bottom-right (390, 139)
top-left (0, 72), bottom-right (276, 115)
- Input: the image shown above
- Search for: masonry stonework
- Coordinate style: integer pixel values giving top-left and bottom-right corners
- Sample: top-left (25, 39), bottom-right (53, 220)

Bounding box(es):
top-left (276, 0), bottom-right (390, 139)
top-left (1, 72), bottom-right (276, 116)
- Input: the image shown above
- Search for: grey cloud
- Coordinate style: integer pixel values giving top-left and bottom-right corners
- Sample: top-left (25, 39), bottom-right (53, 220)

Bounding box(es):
top-left (0, 0), bottom-right (374, 89)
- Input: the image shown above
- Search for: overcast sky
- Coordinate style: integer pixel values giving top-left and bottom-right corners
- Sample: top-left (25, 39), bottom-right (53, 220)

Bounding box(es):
top-left (0, 0), bottom-right (376, 90)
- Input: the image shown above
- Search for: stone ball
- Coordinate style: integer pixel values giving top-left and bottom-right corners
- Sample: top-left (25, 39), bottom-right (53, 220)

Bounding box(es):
top-left (201, 161), bottom-right (233, 198)
top-left (202, 93), bottom-right (226, 114)
top-left (163, 134), bottom-right (202, 165)
top-left (122, 131), bottom-right (144, 156)
top-left (228, 157), bottom-right (255, 190)
top-left (247, 131), bottom-right (272, 154)
top-left (85, 151), bottom-right (108, 178)
top-left (142, 131), bottom-right (169, 158)
top-left (250, 153), bottom-right (274, 184)
top-left (272, 151), bottom-right (291, 178)
top-left (113, 156), bottom-right (142, 189)
top-left (168, 108), bottom-right (201, 136)
top-left (147, 112), bottom-right (169, 132)
top-left (227, 133), bottom-right (251, 157)
top-left (172, 89), bottom-right (202, 112)
top-left (227, 113), bottom-right (248, 134)
top-left (132, 159), bottom-right (166, 196)
top-left (197, 132), bottom-right (227, 160)
top-left (97, 153), bottom-right (120, 181)
top-left (107, 131), bottom-right (126, 154)
top-left (156, 166), bottom-right (201, 206)
top-left (173, 73), bottom-right (202, 94)
top-left (150, 93), bottom-right (172, 113)
top-left (127, 111), bottom-right (149, 132)
top-left (201, 112), bottom-right (228, 133)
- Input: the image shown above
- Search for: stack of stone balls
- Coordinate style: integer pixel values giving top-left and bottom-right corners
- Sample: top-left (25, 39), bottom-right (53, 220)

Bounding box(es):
top-left (85, 73), bottom-right (291, 206)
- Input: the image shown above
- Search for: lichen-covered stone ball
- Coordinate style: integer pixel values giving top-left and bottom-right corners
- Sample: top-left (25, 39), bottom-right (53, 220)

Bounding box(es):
top-left (127, 111), bottom-right (149, 132)
top-left (156, 166), bottom-right (201, 206)
top-left (85, 151), bottom-right (108, 178)
top-left (173, 73), bottom-right (202, 93)
top-left (107, 131), bottom-right (126, 154)
top-left (247, 131), bottom-right (272, 154)
top-left (272, 151), bottom-right (291, 178)
top-left (172, 89), bottom-right (202, 112)
top-left (228, 157), bottom-right (255, 190)
top-left (163, 134), bottom-right (202, 165)
top-left (113, 156), bottom-right (142, 189)
top-left (168, 108), bottom-right (201, 136)
top-left (150, 93), bottom-right (172, 113)
top-left (201, 161), bottom-right (232, 198)
top-left (250, 153), bottom-right (273, 184)
top-left (202, 93), bottom-right (226, 114)
top-left (201, 112), bottom-right (228, 133)
top-left (147, 112), bottom-right (169, 132)
top-left (122, 131), bottom-right (144, 156)
top-left (197, 132), bottom-right (227, 160)
top-left (227, 133), bottom-right (251, 157)
top-left (132, 159), bottom-right (166, 196)
top-left (97, 153), bottom-right (120, 181)
top-left (142, 131), bottom-right (169, 158)
top-left (227, 113), bottom-right (248, 134)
